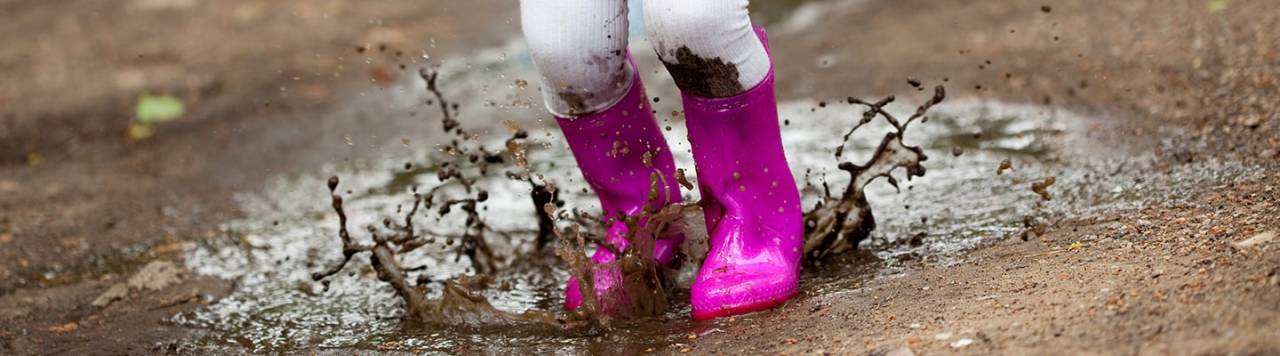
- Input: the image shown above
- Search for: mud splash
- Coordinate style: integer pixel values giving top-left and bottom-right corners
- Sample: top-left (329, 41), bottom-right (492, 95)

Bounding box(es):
top-left (302, 68), bottom-right (623, 329)
top-left (803, 87), bottom-right (944, 260)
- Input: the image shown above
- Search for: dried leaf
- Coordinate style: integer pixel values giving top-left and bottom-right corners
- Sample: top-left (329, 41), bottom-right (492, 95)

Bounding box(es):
top-left (1069, 241), bottom-right (1083, 251)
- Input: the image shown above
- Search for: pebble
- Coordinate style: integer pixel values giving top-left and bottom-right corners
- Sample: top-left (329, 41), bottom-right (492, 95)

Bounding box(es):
top-left (1239, 114), bottom-right (1263, 128)
top-left (91, 284), bottom-right (129, 307)
top-left (0, 180), bottom-right (18, 193)
top-left (885, 347), bottom-right (916, 356)
top-left (1233, 230), bottom-right (1275, 249)
top-left (48, 322), bottom-right (79, 333)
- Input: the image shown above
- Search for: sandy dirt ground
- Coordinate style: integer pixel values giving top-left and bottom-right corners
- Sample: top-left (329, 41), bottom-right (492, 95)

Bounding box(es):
top-left (1, 0), bottom-right (1277, 354)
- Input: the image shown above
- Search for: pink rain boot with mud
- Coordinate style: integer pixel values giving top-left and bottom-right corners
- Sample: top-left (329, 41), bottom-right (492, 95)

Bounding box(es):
top-left (557, 56), bottom-right (684, 314)
top-left (681, 28), bottom-right (804, 321)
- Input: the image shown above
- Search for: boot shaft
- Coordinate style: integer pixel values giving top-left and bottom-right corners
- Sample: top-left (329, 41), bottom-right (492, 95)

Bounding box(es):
top-left (555, 57), bottom-right (682, 221)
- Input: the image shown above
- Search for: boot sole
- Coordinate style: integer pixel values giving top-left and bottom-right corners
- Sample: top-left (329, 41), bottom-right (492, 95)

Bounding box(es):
top-left (691, 290), bottom-right (797, 321)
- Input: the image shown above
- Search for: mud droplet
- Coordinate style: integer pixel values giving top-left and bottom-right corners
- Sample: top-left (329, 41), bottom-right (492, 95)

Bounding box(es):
top-left (997, 159), bottom-right (1013, 175)
top-left (675, 169), bottom-right (694, 190)
top-left (1031, 176), bottom-right (1056, 201)
top-left (1022, 215), bottom-right (1046, 241)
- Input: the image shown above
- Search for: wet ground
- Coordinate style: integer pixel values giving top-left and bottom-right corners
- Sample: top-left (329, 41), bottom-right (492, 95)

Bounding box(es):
top-left (173, 92), bottom-right (1260, 353)
top-left (2, 0), bottom-right (1278, 355)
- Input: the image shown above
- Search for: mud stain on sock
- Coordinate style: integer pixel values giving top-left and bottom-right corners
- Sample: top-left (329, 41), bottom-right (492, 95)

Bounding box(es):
top-left (558, 90), bottom-right (592, 115)
top-left (660, 46), bottom-right (744, 98)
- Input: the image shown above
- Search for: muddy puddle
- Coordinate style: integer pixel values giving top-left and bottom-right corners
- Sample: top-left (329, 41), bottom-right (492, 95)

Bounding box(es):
top-left (174, 96), bottom-right (1261, 353)
top-left (172, 5), bottom-right (1264, 354)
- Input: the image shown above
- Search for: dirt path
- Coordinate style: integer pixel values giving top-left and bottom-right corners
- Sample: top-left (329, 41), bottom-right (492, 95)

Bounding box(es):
top-left (2, 0), bottom-right (1277, 354)
top-left (690, 1), bottom-right (1280, 354)
top-left (690, 174), bottom-right (1279, 355)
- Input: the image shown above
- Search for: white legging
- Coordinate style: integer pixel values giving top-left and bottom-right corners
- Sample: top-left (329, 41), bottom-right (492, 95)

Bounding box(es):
top-left (521, 0), bottom-right (770, 117)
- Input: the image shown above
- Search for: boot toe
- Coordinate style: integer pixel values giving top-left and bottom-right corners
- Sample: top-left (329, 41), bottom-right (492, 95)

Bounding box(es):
top-left (564, 264), bottom-right (629, 313)
top-left (690, 262), bottom-right (798, 321)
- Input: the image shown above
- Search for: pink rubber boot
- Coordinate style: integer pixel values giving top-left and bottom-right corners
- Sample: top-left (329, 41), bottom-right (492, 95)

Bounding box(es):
top-left (557, 56), bottom-right (684, 314)
top-left (682, 27), bottom-right (803, 321)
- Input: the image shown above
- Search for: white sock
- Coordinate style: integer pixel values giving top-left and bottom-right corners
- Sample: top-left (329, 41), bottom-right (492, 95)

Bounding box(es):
top-left (520, 0), bottom-right (769, 116)
top-left (645, 0), bottom-right (770, 98)
top-left (521, 0), bottom-right (633, 117)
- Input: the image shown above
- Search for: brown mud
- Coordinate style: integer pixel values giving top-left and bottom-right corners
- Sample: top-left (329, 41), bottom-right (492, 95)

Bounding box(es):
top-left (2, 0), bottom-right (1278, 354)
top-left (658, 46), bottom-right (746, 98)
top-left (804, 87), bottom-right (944, 260)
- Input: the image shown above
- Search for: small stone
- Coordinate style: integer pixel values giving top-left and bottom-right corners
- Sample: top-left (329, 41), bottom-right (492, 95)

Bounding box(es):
top-left (950, 338), bottom-right (974, 348)
top-left (127, 260), bottom-right (186, 291)
top-left (1233, 231), bottom-right (1275, 249)
top-left (91, 284), bottom-right (129, 307)
top-left (0, 179), bottom-right (16, 193)
top-left (1240, 114), bottom-right (1263, 129)
top-left (885, 347), bottom-right (916, 356)
top-left (48, 322), bottom-right (79, 333)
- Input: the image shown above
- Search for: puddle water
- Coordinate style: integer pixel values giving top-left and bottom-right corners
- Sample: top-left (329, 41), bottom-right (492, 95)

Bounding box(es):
top-left (174, 92), bottom-right (1261, 353)
top-left (172, 5), bottom-right (1264, 353)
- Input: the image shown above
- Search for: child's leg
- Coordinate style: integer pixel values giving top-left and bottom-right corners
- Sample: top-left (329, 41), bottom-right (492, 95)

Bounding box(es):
top-left (642, 0), bottom-right (770, 98)
top-left (644, 1), bottom-right (804, 321)
top-left (521, 0), bottom-right (633, 116)
top-left (521, 0), bottom-right (684, 314)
